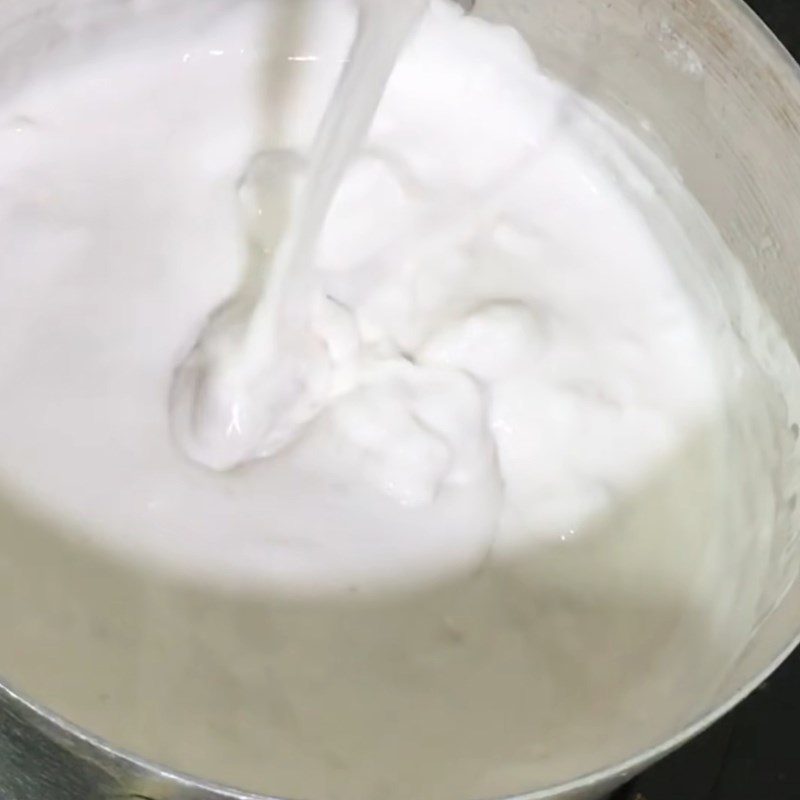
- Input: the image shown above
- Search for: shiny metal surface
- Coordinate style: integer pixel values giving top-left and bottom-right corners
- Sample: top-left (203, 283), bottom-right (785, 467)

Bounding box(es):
top-left (1, 0), bottom-right (800, 799)
top-left (0, 689), bottom-right (258, 800)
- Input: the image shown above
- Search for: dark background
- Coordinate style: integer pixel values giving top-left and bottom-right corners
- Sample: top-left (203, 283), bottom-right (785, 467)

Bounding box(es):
top-left (750, 0), bottom-right (800, 56)
top-left (615, 1), bottom-right (800, 799)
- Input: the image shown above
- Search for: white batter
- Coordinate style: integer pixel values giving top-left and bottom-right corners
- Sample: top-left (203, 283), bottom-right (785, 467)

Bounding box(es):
top-left (0, 0), bottom-right (728, 590)
top-left (0, 0), bottom-right (798, 798)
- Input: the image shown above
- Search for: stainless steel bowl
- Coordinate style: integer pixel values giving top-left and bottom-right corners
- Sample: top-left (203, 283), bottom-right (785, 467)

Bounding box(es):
top-left (1, 1), bottom-right (800, 799)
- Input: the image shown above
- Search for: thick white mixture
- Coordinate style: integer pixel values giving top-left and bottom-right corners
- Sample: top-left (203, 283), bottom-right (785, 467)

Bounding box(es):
top-left (0, 0), bottom-right (798, 798)
top-left (0, 1), bottom-right (727, 590)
